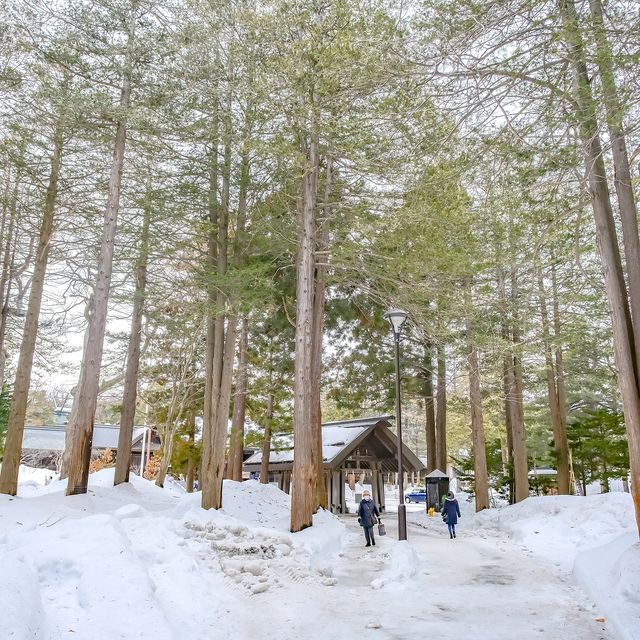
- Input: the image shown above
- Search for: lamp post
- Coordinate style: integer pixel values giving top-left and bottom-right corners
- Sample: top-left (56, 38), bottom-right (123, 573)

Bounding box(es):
top-left (384, 308), bottom-right (408, 541)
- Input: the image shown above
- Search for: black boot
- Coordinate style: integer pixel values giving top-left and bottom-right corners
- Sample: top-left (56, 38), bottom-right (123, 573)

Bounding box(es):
top-left (365, 543), bottom-right (371, 547)
top-left (372, 540), bottom-right (376, 546)
top-left (450, 533), bottom-right (453, 539)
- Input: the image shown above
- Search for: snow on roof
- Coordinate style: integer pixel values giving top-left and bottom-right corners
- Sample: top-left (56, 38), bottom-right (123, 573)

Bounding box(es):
top-left (22, 427), bottom-right (66, 451)
top-left (243, 416), bottom-right (391, 467)
top-left (528, 467), bottom-right (557, 477)
top-left (22, 425), bottom-right (150, 452)
top-left (425, 468), bottom-right (449, 479)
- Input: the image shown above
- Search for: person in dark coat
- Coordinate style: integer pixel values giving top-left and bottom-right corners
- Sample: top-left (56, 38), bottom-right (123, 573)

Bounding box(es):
top-left (442, 490), bottom-right (461, 539)
top-left (357, 489), bottom-right (380, 547)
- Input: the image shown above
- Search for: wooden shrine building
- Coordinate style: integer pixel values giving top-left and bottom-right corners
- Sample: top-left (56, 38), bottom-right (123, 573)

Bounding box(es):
top-left (243, 416), bottom-right (425, 514)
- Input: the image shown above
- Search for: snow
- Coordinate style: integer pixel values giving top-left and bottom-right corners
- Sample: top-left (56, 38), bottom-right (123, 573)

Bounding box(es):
top-left (410, 491), bottom-right (639, 640)
top-left (243, 424), bottom-right (367, 466)
top-left (243, 417), bottom-right (388, 467)
top-left (0, 466), bottom-right (638, 640)
top-left (370, 541), bottom-right (419, 590)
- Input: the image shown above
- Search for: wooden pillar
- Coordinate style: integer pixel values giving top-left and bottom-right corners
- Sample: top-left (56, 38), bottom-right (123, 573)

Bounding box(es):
top-left (325, 471), bottom-right (330, 509)
top-left (371, 466), bottom-right (380, 505)
top-left (331, 470), bottom-right (341, 514)
top-left (340, 469), bottom-right (346, 514)
top-left (378, 463), bottom-right (386, 512)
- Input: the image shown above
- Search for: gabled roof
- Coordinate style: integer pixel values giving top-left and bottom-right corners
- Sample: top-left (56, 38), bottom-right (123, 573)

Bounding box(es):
top-left (243, 415), bottom-right (424, 473)
top-left (425, 468), bottom-right (449, 479)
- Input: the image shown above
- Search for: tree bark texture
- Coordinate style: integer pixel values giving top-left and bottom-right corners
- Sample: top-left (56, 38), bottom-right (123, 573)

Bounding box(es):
top-left (65, 34), bottom-right (132, 496)
top-left (551, 262), bottom-right (570, 488)
top-left (310, 155), bottom-right (332, 510)
top-left (0, 168), bottom-right (19, 386)
top-left (186, 412), bottom-right (196, 493)
top-left (226, 130), bottom-right (252, 483)
top-left (260, 351), bottom-right (275, 485)
top-left (228, 317), bottom-right (249, 482)
top-left (291, 130), bottom-right (318, 533)
top-left (466, 294), bottom-right (490, 512)
top-left (201, 114), bottom-right (219, 502)
top-left (60, 294), bottom-right (93, 479)
top-left (0, 125), bottom-right (63, 495)
top-left (423, 342), bottom-right (437, 474)
top-left (114, 177), bottom-right (151, 485)
top-left (498, 269), bottom-right (515, 501)
top-left (202, 77), bottom-right (237, 509)
top-left (260, 425), bottom-right (271, 485)
top-left (559, 0), bottom-right (640, 533)
top-left (537, 264), bottom-right (570, 494)
top-left (509, 269), bottom-right (529, 502)
top-left (435, 342), bottom-right (447, 472)
top-left (589, 0), bottom-right (640, 373)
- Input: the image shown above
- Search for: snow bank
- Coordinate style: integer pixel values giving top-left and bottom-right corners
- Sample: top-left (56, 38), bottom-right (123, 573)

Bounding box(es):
top-left (473, 493), bottom-right (635, 572)
top-left (294, 508), bottom-right (345, 575)
top-left (370, 541), bottom-right (419, 590)
top-left (574, 534), bottom-right (640, 640)
top-left (2, 554), bottom-right (50, 639)
top-left (0, 466), bottom-right (350, 638)
top-left (220, 478), bottom-right (292, 530)
top-left (14, 465), bottom-right (58, 496)
top-left (471, 492), bottom-right (638, 640)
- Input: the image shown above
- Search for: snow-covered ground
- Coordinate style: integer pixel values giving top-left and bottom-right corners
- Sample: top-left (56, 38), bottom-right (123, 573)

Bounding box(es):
top-left (409, 491), bottom-right (639, 640)
top-left (0, 467), bottom-right (637, 640)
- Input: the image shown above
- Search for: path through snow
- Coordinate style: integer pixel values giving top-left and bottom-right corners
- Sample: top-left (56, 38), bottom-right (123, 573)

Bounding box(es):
top-left (319, 514), bottom-right (614, 640)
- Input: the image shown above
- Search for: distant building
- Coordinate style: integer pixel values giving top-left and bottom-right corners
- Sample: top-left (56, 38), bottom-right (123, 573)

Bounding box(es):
top-left (243, 415), bottom-right (424, 514)
top-left (21, 423), bottom-right (160, 471)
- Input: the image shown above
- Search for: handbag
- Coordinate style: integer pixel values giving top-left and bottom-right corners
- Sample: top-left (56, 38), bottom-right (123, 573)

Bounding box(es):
top-left (378, 521), bottom-right (386, 536)
top-left (442, 511), bottom-right (448, 523)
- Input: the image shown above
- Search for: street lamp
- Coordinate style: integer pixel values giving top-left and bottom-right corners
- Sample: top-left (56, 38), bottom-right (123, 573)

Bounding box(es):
top-left (384, 308), bottom-right (408, 541)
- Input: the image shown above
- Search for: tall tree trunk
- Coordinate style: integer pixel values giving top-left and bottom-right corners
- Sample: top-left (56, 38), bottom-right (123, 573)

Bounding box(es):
top-left (228, 317), bottom-right (249, 481)
top-left (310, 156), bottom-right (332, 510)
top-left (435, 342), bottom-right (447, 472)
top-left (225, 121), bottom-right (252, 484)
top-left (291, 126), bottom-right (318, 532)
top-left (589, 0), bottom-right (640, 372)
top-left (201, 110), bottom-right (219, 501)
top-left (466, 304), bottom-right (490, 512)
top-left (498, 269), bottom-right (515, 502)
top-left (510, 268), bottom-right (529, 502)
top-left (60, 294), bottom-right (94, 479)
top-left (114, 177), bottom-right (151, 485)
top-left (0, 125), bottom-right (63, 495)
top-left (186, 411), bottom-right (195, 493)
top-left (559, 0), bottom-right (640, 533)
top-left (423, 342), bottom-right (437, 474)
top-left (65, 27), bottom-right (132, 496)
top-left (0, 169), bottom-right (19, 386)
top-left (260, 390), bottom-right (274, 484)
top-left (537, 264), bottom-right (570, 494)
top-left (502, 350), bottom-right (515, 503)
top-left (202, 72), bottom-right (236, 510)
top-left (551, 262), bottom-right (570, 490)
